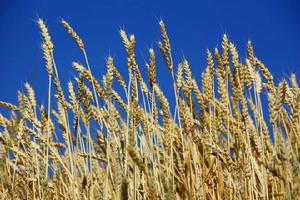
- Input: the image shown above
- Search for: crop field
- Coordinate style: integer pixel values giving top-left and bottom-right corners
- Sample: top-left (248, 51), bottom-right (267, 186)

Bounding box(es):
top-left (0, 19), bottom-right (299, 199)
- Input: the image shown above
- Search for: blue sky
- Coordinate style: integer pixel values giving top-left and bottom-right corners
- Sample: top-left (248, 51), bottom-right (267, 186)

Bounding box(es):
top-left (0, 0), bottom-right (300, 115)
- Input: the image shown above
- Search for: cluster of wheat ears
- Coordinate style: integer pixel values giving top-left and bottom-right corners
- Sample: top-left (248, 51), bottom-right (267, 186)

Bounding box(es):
top-left (0, 18), bottom-right (299, 200)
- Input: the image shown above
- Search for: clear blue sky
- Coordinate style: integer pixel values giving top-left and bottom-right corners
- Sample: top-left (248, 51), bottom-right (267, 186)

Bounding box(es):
top-left (0, 0), bottom-right (300, 114)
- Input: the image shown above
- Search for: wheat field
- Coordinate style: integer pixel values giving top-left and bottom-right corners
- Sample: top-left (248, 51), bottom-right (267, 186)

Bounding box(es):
top-left (0, 18), bottom-right (299, 199)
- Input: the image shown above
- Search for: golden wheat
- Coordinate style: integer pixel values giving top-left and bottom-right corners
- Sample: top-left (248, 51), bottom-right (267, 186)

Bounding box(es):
top-left (0, 18), bottom-right (299, 200)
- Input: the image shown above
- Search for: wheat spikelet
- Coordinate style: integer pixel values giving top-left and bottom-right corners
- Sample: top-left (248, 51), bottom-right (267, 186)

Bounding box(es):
top-left (146, 48), bottom-right (156, 88)
top-left (206, 49), bottom-right (215, 78)
top-left (178, 98), bottom-right (194, 137)
top-left (158, 41), bottom-right (172, 72)
top-left (176, 62), bottom-right (184, 89)
top-left (159, 20), bottom-right (171, 53)
top-left (67, 82), bottom-right (77, 108)
top-left (221, 34), bottom-right (229, 66)
top-left (17, 91), bottom-right (27, 117)
top-left (216, 63), bottom-right (227, 107)
top-left (54, 77), bottom-right (69, 109)
top-left (202, 67), bottom-right (213, 101)
top-left (130, 73), bottom-right (138, 99)
top-left (107, 56), bottom-right (126, 90)
top-left (37, 18), bottom-right (53, 51)
top-left (41, 43), bottom-right (53, 76)
top-left (119, 29), bottom-right (131, 50)
top-left (61, 19), bottom-right (85, 51)
top-left (192, 79), bottom-right (204, 106)
top-left (268, 93), bottom-right (279, 126)
top-left (278, 80), bottom-right (288, 104)
top-left (119, 29), bottom-right (136, 69)
top-left (290, 92), bottom-right (300, 127)
top-left (25, 82), bottom-right (36, 109)
top-left (104, 57), bottom-right (114, 95)
top-left (0, 100), bottom-right (18, 111)
top-left (132, 63), bottom-right (148, 93)
top-left (40, 104), bottom-right (48, 129)
top-left (37, 18), bottom-right (54, 77)
top-left (0, 113), bottom-right (8, 128)
top-left (183, 59), bottom-right (192, 88)
top-left (182, 79), bottom-right (192, 108)
top-left (247, 41), bottom-right (256, 66)
top-left (153, 83), bottom-right (169, 126)
top-left (111, 89), bottom-right (128, 111)
top-left (256, 59), bottom-right (275, 93)
top-left (215, 48), bottom-right (226, 80)
top-left (243, 59), bottom-right (254, 90)
top-left (72, 62), bottom-right (105, 98)
top-left (229, 43), bottom-right (242, 100)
